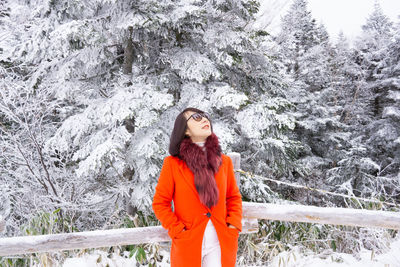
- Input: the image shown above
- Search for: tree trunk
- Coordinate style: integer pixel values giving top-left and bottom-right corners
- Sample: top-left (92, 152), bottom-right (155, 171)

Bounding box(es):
top-left (123, 26), bottom-right (134, 75)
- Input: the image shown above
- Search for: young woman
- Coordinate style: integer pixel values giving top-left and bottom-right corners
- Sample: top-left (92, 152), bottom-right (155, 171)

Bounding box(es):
top-left (152, 107), bottom-right (242, 267)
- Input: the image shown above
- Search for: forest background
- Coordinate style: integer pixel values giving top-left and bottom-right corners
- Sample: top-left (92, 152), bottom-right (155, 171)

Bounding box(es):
top-left (0, 0), bottom-right (399, 265)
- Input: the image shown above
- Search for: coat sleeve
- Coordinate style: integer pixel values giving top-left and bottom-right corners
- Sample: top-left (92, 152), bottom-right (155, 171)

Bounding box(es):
top-left (152, 156), bottom-right (186, 239)
top-left (225, 155), bottom-right (243, 231)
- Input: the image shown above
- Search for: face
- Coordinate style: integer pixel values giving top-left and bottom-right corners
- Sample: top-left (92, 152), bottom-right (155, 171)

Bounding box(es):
top-left (184, 111), bottom-right (212, 142)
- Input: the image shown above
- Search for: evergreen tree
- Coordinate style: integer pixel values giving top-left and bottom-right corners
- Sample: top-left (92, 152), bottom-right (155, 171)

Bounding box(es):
top-left (367, 15), bottom-right (400, 181)
top-left (273, 0), bottom-right (348, 206)
top-left (275, 0), bottom-right (319, 79)
top-left (0, 0), bottom-right (301, 240)
top-left (298, 22), bottom-right (333, 91)
top-left (354, 1), bottom-right (393, 114)
top-left (327, 4), bottom-right (399, 204)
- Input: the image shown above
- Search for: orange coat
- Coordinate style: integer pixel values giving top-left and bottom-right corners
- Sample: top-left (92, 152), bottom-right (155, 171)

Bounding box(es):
top-left (152, 154), bottom-right (242, 267)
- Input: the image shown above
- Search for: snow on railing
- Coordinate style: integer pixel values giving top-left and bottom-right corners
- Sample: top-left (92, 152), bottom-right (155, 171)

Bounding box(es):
top-left (1, 153), bottom-right (399, 257)
top-left (0, 202), bottom-right (400, 256)
top-left (0, 216), bottom-right (258, 256)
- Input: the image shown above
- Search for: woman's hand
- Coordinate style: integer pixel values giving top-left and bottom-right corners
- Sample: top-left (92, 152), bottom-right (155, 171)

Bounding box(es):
top-left (227, 223), bottom-right (238, 230)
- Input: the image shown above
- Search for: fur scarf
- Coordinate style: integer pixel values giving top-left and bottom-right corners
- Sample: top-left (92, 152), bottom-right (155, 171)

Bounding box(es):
top-left (179, 132), bottom-right (222, 208)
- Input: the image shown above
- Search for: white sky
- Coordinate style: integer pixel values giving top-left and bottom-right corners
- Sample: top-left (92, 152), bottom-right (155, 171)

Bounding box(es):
top-left (254, 0), bottom-right (400, 42)
top-left (308, 0), bottom-right (400, 41)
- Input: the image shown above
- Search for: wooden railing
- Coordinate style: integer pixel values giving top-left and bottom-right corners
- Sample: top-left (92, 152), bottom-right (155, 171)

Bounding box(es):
top-left (1, 202), bottom-right (400, 256)
top-left (1, 153), bottom-right (399, 257)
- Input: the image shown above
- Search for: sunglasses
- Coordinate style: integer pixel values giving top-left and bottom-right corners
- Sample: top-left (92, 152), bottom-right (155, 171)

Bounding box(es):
top-left (186, 112), bottom-right (210, 122)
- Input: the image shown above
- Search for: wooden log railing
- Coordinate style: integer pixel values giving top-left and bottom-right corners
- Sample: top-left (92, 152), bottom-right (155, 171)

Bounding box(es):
top-left (1, 153), bottom-right (399, 257)
top-left (1, 202), bottom-right (400, 256)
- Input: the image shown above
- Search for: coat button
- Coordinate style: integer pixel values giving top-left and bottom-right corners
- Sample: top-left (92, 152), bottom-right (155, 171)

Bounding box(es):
top-left (206, 212), bottom-right (211, 218)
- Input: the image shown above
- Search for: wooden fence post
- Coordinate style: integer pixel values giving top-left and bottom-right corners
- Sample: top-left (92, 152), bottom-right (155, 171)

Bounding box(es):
top-left (227, 153), bottom-right (259, 234)
top-left (0, 216), bottom-right (4, 234)
top-left (227, 152), bottom-right (241, 188)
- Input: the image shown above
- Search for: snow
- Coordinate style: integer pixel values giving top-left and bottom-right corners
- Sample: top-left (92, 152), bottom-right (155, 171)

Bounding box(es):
top-left (268, 234), bottom-right (400, 267)
top-left (359, 157), bottom-right (381, 172)
top-left (250, 0), bottom-right (291, 34)
top-left (211, 122), bottom-right (237, 152)
top-left (61, 235), bottom-right (400, 267)
top-left (383, 106), bottom-right (400, 119)
top-left (74, 127), bottom-right (129, 178)
top-left (62, 248), bottom-right (171, 267)
top-left (170, 3), bottom-right (201, 24)
top-left (178, 82), bottom-right (208, 108)
top-left (208, 83), bottom-right (248, 109)
top-left (236, 100), bottom-right (295, 139)
top-left (203, 24), bottom-right (245, 50)
top-left (168, 48), bottom-right (220, 83)
top-left (63, 250), bottom-right (139, 267)
top-left (388, 90), bottom-right (400, 101)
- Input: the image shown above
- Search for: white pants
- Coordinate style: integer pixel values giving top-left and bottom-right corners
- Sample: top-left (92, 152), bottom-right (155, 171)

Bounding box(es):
top-left (201, 220), bottom-right (221, 267)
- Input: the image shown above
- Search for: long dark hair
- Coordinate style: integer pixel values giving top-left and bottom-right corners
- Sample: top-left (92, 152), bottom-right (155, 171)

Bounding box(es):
top-left (169, 107), bottom-right (214, 158)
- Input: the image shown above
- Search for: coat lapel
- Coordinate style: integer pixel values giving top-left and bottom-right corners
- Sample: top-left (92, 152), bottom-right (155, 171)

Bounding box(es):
top-left (176, 159), bottom-right (201, 198)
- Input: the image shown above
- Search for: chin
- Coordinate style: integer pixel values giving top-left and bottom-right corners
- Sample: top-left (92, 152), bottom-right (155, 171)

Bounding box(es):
top-left (200, 132), bottom-right (211, 139)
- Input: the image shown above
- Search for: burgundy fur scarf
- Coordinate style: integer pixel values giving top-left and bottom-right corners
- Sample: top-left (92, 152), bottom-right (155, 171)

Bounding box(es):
top-left (179, 132), bottom-right (222, 208)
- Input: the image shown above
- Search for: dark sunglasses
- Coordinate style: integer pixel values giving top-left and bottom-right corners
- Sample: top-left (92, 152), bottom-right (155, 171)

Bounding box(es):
top-left (186, 112), bottom-right (210, 122)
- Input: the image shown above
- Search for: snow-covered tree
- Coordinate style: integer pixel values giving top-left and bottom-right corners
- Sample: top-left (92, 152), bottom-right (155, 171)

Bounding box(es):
top-left (275, 0), bottom-right (319, 78)
top-left (0, 0), bottom-right (302, 243)
top-left (365, 14), bottom-right (400, 181)
top-left (356, 2), bottom-right (394, 82)
top-left (270, 0), bottom-right (347, 205)
top-left (353, 1), bottom-right (394, 118)
top-left (325, 5), bottom-right (399, 205)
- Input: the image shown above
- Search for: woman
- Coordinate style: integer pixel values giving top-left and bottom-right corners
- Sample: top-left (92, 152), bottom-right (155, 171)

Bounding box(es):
top-left (152, 107), bottom-right (242, 267)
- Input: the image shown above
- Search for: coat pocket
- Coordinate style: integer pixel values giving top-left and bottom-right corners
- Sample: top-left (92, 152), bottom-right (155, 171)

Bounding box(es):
top-left (174, 228), bottom-right (192, 240)
top-left (174, 220), bottom-right (193, 240)
top-left (226, 224), bottom-right (239, 237)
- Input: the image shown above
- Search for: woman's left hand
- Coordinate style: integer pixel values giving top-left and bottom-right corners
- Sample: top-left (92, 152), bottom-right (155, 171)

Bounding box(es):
top-left (227, 223), bottom-right (238, 230)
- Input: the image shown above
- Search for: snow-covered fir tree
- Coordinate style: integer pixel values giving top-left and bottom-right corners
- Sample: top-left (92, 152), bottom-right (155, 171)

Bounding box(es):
top-left (275, 0), bottom-right (319, 81)
top-left (0, 0), bottom-right (301, 239)
top-left (272, 0), bottom-right (348, 206)
top-left (365, 14), bottom-right (400, 183)
top-left (273, 0), bottom-right (399, 208)
top-left (335, 2), bottom-right (400, 202)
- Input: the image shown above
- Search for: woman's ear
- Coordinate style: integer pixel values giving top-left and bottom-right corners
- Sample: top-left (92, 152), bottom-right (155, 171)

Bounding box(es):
top-left (184, 122), bottom-right (191, 137)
